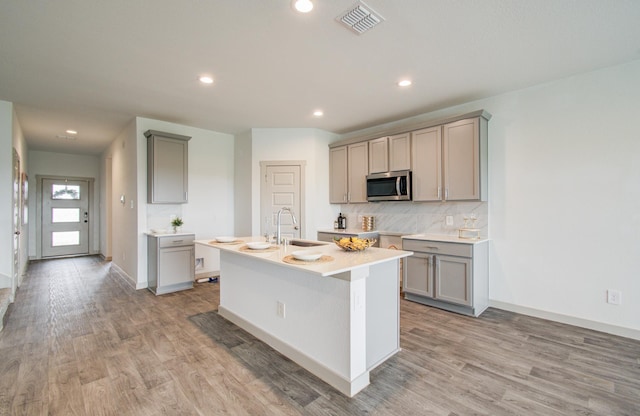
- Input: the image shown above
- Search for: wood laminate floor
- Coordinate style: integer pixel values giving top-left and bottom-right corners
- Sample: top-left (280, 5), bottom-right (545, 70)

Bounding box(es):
top-left (0, 256), bottom-right (638, 415)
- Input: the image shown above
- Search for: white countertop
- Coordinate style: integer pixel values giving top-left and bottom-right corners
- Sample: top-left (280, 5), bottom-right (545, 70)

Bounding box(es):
top-left (196, 236), bottom-right (412, 277)
top-left (402, 233), bottom-right (489, 244)
top-left (145, 231), bottom-right (195, 237)
top-left (317, 229), bottom-right (380, 235)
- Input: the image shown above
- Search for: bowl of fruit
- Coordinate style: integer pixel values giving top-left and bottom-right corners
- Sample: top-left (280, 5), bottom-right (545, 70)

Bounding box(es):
top-left (334, 237), bottom-right (376, 252)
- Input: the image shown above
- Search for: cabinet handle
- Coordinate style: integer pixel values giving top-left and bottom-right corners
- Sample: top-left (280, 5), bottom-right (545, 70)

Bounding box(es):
top-left (426, 246), bottom-right (439, 250)
top-left (444, 188), bottom-right (448, 200)
top-left (172, 240), bottom-right (184, 243)
top-left (437, 187), bottom-right (441, 199)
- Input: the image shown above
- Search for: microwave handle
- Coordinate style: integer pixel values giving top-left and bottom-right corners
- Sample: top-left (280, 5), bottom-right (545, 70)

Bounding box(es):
top-left (396, 176), bottom-right (401, 196)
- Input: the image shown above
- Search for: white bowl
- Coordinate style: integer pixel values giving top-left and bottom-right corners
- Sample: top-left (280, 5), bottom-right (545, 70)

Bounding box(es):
top-left (246, 242), bottom-right (270, 250)
top-left (292, 250), bottom-right (322, 261)
top-left (215, 236), bottom-right (236, 243)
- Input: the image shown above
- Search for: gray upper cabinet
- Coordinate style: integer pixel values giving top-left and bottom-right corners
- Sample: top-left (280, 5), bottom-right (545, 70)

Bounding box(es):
top-left (412, 116), bottom-right (488, 202)
top-left (145, 130), bottom-right (191, 204)
top-left (329, 142), bottom-right (368, 203)
top-left (347, 142), bottom-right (369, 203)
top-left (443, 117), bottom-right (486, 201)
top-left (411, 126), bottom-right (442, 201)
top-left (368, 137), bottom-right (389, 174)
top-left (329, 110), bottom-right (490, 204)
top-left (329, 146), bottom-right (348, 203)
top-left (369, 133), bottom-right (411, 174)
top-left (388, 132), bottom-right (411, 171)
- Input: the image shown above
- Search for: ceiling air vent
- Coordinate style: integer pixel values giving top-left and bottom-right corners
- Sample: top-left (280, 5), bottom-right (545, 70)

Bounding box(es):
top-left (337, 1), bottom-right (384, 35)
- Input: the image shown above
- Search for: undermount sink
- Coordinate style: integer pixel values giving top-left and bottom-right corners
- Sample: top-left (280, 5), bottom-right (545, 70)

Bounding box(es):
top-left (289, 239), bottom-right (327, 247)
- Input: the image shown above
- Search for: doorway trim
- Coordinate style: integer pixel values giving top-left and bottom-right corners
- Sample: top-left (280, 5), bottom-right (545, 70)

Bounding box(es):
top-left (35, 174), bottom-right (96, 259)
top-left (259, 160), bottom-right (306, 238)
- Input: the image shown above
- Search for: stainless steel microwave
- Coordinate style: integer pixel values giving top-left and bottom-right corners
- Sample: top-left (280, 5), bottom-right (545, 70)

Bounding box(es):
top-left (366, 170), bottom-right (412, 201)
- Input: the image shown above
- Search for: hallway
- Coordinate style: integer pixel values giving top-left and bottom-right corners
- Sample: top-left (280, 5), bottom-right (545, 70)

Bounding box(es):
top-left (1, 257), bottom-right (639, 415)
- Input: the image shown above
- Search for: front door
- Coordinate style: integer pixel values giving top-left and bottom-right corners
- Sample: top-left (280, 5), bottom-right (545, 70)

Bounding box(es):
top-left (260, 163), bottom-right (303, 240)
top-left (41, 178), bottom-right (90, 257)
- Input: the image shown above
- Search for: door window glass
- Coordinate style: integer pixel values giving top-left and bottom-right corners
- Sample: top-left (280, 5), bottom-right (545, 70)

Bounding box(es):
top-left (52, 184), bottom-right (80, 200)
top-left (52, 231), bottom-right (80, 247)
top-left (52, 208), bottom-right (80, 223)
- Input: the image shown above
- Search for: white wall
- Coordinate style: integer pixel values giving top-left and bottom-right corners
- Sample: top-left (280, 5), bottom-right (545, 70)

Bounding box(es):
top-left (102, 119), bottom-right (139, 285)
top-left (135, 118), bottom-right (235, 284)
top-left (234, 130), bottom-right (252, 236)
top-left (28, 150), bottom-right (101, 258)
top-left (339, 59), bottom-right (640, 338)
top-left (248, 128), bottom-right (340, 239)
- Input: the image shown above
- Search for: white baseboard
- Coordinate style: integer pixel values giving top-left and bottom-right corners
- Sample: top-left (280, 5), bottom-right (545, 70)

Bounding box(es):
top-left (109, 263), bottom-right (137, 290)
top-left (490, 300), bottom-right (640, 341)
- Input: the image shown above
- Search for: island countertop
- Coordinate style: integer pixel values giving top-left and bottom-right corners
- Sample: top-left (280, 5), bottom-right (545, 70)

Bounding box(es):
top-left (195, 237), bottom-right (412, 278)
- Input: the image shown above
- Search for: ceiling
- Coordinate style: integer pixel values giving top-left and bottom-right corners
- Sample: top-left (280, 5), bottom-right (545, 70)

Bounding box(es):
top-left (1, 0), bottom-right (639, 155)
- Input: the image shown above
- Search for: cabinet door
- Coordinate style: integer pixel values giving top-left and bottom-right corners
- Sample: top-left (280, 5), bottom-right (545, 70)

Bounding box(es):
top-left (159, 246), bottom-right (195, 286)
top-left (347, 142), bottom-right (369, 203)
top-left (389, 132), bottom-right (411, 171)
top-left (147, 133), bottom-right (190, 204)
top-left (435, 255), bottom-right (471, 306)
top-left (404, 253), bottom-right (433, 298)
top-left (443, 118), bottom-right (480, 201)
top-left (329, 146), bottom-right (348, 203)
top-left (411, 126), bottom-right (442, 201)
top-left (368, 137), bottom-right (388, 174)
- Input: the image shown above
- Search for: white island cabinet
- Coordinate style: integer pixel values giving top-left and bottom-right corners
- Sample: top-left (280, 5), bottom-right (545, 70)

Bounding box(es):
top-left (196, 238), bottom-right (412, 397)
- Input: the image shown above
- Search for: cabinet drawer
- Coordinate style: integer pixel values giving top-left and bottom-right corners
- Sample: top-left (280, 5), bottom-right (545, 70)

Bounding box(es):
top-left (402, 239), bottom-right (472, 258)
top-left (159, 235), bottom-right (194, 248)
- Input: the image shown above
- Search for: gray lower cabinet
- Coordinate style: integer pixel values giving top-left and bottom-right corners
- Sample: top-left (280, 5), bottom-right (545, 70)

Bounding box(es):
top-left (402, 238), bottom-right (488, 316)
top-left (147, 234), bottom-right (195, 295)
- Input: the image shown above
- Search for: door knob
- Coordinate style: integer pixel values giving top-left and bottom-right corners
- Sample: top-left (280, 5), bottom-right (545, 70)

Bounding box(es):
top-left (294, 226), bottom-right (299, 230)
top-left (14, 231), bottom-right (21, 235)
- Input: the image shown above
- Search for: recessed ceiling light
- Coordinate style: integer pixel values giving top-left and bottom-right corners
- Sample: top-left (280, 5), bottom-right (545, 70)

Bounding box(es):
top-left (198, 76), bottom-right (214, 84)
top-left (398, 80), bottom-right (412, 87)
top-left (293, 0), bottom-right (313, 13)
top-left (65, 129), bottom-right (78, 135)
top-left (313, 110), bottom-right (324, 117)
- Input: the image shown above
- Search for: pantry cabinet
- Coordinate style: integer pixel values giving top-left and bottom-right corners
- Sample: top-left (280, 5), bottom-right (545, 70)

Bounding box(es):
top-left (402, 237), bottom-right (488, 317)
top-left (145, 130), bottom-right (191, 204)
top-left (329, 142), bottom-right (369, 203)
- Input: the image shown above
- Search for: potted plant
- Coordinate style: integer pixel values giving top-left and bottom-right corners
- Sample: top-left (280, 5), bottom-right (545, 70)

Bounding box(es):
top-left (171, 217), bottom-right (184, 233)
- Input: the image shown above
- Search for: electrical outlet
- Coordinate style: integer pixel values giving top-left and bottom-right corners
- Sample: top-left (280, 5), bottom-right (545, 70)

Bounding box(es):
top-left (277, 301), bottom-right (286, 318)
top-left (445, 215), bottom-right (454, 226)
top-left (607, 290), bottom-right (622, 305)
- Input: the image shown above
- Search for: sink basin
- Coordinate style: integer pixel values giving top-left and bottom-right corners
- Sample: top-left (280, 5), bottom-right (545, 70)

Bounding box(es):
top-left (289, 239), bottom-right (327, 247)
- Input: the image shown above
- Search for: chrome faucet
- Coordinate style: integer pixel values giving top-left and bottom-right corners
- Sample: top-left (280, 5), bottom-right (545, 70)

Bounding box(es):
top-left (276, 207), bottom-right (297, 244)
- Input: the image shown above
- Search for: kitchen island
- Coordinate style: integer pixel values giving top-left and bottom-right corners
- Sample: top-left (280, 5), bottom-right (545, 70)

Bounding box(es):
top-left (195, 237), bottom-right (412, 397)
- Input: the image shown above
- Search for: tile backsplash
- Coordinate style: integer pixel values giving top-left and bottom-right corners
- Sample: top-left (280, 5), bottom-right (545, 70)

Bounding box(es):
top-left (339, 201), bottom-right (487, 237)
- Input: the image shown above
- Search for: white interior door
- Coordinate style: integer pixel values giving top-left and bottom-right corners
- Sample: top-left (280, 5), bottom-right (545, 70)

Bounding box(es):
top-left (41, 178), bottom-right (90, 257)
top-left (261, 164), bottom-right (302, 240)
